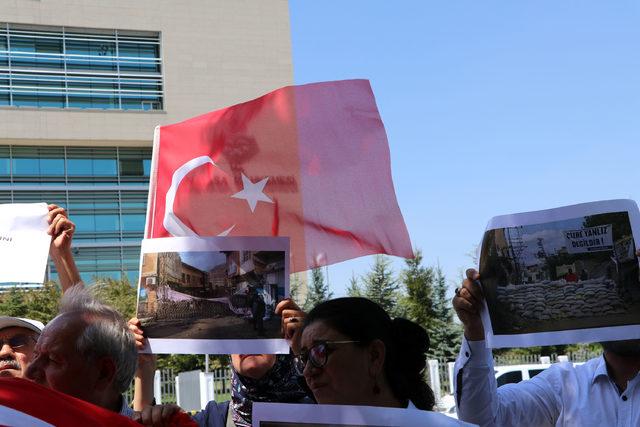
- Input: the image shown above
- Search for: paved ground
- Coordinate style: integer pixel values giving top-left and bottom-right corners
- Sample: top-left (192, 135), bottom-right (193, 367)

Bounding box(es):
top-left (143, 315), bottom-right (282, 339)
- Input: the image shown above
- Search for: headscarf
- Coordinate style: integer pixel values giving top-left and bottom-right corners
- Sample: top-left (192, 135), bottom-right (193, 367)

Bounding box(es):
top-left (230, 354), bottom-right (310, 427)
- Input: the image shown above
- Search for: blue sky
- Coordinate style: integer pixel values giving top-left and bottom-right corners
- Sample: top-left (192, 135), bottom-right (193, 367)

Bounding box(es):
top-left (289, 1), bottom-right (640, 296)
top-left (180, 251), bottom-right (226, 272)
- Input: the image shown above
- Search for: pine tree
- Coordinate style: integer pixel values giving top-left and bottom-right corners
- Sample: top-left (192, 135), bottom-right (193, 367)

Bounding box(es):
top-left (362, 255), bottom-right (400, 316)
top-left (304, 268), bottom-right (332, 311)
top-left (346, 273), bottom-right (362, 297)
top-left (289, 273), bottom-right (307, 307)
top-left (428, 265), bottom-right (462, 360)
top-left (400, 250), bottom-right (436, 330)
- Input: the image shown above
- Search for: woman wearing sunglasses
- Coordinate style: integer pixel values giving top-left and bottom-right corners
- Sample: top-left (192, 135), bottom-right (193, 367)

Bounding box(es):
top-left (297, 297), bottom-right (435, 410)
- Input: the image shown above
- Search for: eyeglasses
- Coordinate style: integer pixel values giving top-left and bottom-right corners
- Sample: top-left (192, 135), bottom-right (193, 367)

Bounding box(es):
top-left (0, 334), bottom-right (37, 350)
top-left (295, 340), bottom-right (360, 374)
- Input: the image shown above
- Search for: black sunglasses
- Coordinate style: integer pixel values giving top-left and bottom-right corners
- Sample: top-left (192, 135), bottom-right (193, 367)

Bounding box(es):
top-left (295, 340), bottom-right (360, 374)
top-left (0, 334), bottom-right (37, 350)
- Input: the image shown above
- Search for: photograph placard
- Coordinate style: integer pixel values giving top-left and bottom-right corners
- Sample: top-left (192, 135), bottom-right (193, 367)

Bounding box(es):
top-left (136, 236), bottom-right (290, 354)
top-left (479, 199), bottom-right (640, 348)
top-left (251, 403), bottom-right (474, 427)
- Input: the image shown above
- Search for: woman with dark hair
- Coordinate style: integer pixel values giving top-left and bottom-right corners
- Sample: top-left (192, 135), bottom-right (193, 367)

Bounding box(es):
top-left (297, 297), bottom-right (435, 410)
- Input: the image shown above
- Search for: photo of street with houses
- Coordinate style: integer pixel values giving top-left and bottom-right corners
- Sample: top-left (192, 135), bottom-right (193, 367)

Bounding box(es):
top-left (480, 211), bottom-right (640, 335)
top-left (137, 249), bottom-right (287, 340)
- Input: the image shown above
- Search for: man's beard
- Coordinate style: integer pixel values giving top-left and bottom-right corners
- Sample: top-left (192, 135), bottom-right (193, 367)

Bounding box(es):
top-left (601, 340), bottom-right (640, 358)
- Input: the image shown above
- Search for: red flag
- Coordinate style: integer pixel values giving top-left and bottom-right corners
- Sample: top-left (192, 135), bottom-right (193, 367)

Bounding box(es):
top-left (146, 80), bottom-right (413, 272)
top-left (0, 377), bottom-right (139, 426)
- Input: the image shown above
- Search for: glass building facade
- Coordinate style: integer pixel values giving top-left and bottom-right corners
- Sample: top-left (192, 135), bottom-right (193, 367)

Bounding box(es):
top-left (0, 23), bottom-right (162, 110)
top-left (0, 145), bottom-right (151, 284)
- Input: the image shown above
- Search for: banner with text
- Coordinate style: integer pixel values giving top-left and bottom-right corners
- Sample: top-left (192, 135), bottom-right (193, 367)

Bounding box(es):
top-left (564, 224), bottom-right (613, 254)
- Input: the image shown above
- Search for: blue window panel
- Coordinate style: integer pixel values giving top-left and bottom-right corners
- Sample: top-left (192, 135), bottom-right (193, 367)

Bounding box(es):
top-left (67, 158), bottom-right (117, 176)
top-left (93, 159), bottom-right (118, 176)
top-left (72, 214), bottom-right (95, 231)
top-left (0, 160), bottom-right (8, 176)
top-left (118, 42), bottom-right (159, 72)
top-left (65, 40), bottom-right (116, 71)
top-left (12, 93), bottom-right (38, 107)
top-left (68, 193), bottom-right (119, 210)
top-left (36, 94), bottom-right (65, 108)
top-left (66, 158), bottom-right (92, 175)
top-left (143, 159), bottom-right (151, 176)
top-left (67, 94), bottom-right (118, 110)
top-left (38, 158), bottom-right (65, 175)
top-left (11, 158), bottom-right (38, 175)
top-left (0, 147), bottom-right (9, 176)
top-left (0, 92), bottom-right (8, 106)
top-left (0, 35), bottom-right (7, 66)
top-left (10, 37), bottom-right (63, 70)
top-left (12, 92), bottom-right (64, 108)
top-left (122, 213), bottom-right (145, 231)
top-left (11, 157), bottom-right (64, 176)
top-left (95, 214), bottom-right (120, 231)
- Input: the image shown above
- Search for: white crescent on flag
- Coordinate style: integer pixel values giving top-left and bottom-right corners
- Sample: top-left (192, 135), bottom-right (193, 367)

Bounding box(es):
top-left (163, 156), bottom-right (236, 237)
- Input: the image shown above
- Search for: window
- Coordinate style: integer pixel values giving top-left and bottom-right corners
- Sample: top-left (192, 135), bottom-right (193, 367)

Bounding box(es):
top-left (2, 144), bottom-right (151, 285)
top-left (11, 146), bottom-right (65, 176)
top-left (0, 146), bottom-right (9, 175)
top-left (0, 23), bottom-right (162, 110)
top-left (496, 370), bottom-right (523, 387)
top-left (528, 369), bottom-right (545, 379)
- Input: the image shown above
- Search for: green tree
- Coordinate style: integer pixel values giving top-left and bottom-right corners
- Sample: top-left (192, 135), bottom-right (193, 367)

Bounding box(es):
top-left (92, 277), bottom-right (137, 320)
top-left (428, 266), bottom-right (461, 360)
top-left (289, 273), bottom-right (307, 308)
top-left (0, 286), bottom-right (30, 318)
top-left (156, 354), bottom-right (207, 372)
top-left (23, 282), bottom-right (62, 324)
top-left (0, 282), bottom-right (61, 324)
top-left (346, 273), bottom-right (362, 297)
top-left (362, 255), bottom-right (400, 316)
top-left (304, 268), bottom-right (332, 311)
top-left (401, 250), bottom-right (436, 330)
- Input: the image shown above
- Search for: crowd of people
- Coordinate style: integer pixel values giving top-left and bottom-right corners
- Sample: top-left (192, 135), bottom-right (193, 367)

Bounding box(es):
top-left (1, 205), bottom-right (639, 426)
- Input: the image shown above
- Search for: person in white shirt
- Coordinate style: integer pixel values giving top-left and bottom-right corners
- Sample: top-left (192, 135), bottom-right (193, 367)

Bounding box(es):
top-left (452, 268), bottom-right (640, 427)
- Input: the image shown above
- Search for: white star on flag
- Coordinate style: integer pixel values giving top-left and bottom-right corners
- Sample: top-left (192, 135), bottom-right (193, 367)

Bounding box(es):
top-left (231, 173), bottom-right (273, 212)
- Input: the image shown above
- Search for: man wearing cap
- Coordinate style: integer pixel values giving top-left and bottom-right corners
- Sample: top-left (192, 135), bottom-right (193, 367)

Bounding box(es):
top-left (0, 317), bottom-right (44, 378)
top-left (0, 204), bottom-right (77, 379)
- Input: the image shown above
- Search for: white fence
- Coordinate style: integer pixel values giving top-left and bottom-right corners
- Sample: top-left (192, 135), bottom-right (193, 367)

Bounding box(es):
top-left (125, 367), bottom-right (232, 409)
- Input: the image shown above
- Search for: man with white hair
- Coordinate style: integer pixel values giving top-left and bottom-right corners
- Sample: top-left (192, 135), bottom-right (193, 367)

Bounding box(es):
top-left (25, 285), bottom-right (138, 417)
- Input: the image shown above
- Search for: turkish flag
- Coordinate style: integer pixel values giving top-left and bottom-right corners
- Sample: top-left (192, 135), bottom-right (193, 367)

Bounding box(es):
top-left (145, 79), bottom-right (413, 272)
top-left (0, 377), bottom-right (139, 426)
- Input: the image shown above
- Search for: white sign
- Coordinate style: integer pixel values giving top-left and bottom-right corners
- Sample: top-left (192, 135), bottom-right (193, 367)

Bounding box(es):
top-left (252, 402), bottom-right (475, 427)
top-left (563, 224), bottom-right (613, 254)
top-left (137, 236), bottom-right (290, 355)
top-left (0, 203), bottom-right (50, 284)
top-left (479, 199), bottom-right (640, 348)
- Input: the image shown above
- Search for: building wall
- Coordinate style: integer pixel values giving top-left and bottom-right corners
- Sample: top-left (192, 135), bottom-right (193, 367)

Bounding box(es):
top-left (0, 0), bottom-right (293, 285)
top-left (0, 0), bottom-right (293, 146)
